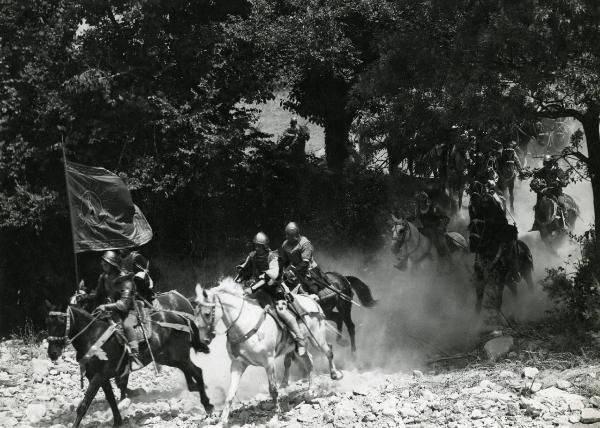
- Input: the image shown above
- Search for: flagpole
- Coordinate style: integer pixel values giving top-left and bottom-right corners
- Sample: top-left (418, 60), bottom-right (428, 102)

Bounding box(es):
top-left (61, 134), bottom-right (80, 291)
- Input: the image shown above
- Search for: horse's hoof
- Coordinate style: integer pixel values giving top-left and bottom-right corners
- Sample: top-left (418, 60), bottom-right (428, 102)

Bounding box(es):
top-left (204, 403), bottom-right (215, 415)
top-left (113, 418), bottom-right (123, 427)
top-left (331, 370), bottom-right (343, 381)
top-left (336, 337), bottom-right (350, 347)
top-left (280, 380), bottom-right (289, 388)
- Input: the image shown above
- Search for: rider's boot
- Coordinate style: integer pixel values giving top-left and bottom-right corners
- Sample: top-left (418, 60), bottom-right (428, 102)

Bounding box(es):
top-left (128, 340), bottom-right (143, 371)
top-left (276, 304), bottom-right (306, 356)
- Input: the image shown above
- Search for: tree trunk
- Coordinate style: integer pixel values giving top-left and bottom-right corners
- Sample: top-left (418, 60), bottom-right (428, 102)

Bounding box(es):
top-left (324, 113), bottom-right (352, 171)
top-left (581, 107), bottom-right (600, 233)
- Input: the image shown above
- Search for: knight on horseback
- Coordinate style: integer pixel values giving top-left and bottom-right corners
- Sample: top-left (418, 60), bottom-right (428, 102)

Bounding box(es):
top-left (530, 155), bottom-right (570, 231)
top-left (90, 250), bottom-right (143, 370)
top-left (120, 249), bottom-right (154, 303)
top-left (280, 222), bottom-right (333, 301)
top-left (411, 191), bottom-right (450, 260)
top-left (236, 231), bottom-right (306, 355)
top-left (469, 181), bottom-right (522, 286)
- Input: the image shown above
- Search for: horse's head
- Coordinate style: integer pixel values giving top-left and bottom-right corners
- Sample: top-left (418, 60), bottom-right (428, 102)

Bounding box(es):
top-left (193, 284), bottom-right (220, 347)
top-left (45, 300), bottom-right (71, 361)
top-left (535, 194), bottom-right (556, 226)
top-left (390, 214), bottom-right (408, 243)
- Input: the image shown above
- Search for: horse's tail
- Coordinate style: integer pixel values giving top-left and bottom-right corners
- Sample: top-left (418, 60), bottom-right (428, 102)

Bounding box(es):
top-left (345, 276), bottom-right (377, 308)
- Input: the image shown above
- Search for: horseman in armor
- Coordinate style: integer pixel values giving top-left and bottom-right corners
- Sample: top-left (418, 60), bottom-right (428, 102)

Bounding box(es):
top-left (120, 249), bottom-right (154, 303)
top-left (237, 232), bottom-right (306, 355)
top-left (277, 117), bottom-right (309, 162)
top-left (90, 250), bottom-right (142, 369)
top-left (532, 155), bottom-right (568, 201)
top-left (530, 155), bottom-right (570, 231)
top-left (470, 182), bottom-right (521, 283)
top-left (411, 191), bottom-right (450, 258)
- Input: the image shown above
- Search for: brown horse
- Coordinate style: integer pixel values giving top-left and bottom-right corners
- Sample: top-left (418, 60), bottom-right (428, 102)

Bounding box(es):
top-left (46, 291), bottom-right (213, 427)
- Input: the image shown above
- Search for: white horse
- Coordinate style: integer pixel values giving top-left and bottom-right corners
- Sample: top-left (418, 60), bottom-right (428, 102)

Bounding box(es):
top-left (193, 279), bottom-right (343, 425)
top-left (390, 215), bottom-right (469, 272)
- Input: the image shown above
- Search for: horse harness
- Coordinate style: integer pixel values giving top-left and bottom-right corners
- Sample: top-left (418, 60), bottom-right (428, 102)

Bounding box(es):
top-left (48, 304), bottom-right (196, 364)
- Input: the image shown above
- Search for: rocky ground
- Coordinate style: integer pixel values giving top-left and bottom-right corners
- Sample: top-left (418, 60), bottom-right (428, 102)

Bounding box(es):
top-left (3, 332), bottom-right (600, 428)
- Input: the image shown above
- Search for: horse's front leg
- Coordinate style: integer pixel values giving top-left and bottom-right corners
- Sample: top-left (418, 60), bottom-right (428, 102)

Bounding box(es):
top-left (101, 380), bottom-right (123, 427)
top-left (74, 372), bottom-right (104, 428)
top-left (509, 181), bottom-right (515, 213)
top-left (281, 352), bottom-right (294, 388)
top-left (221, 359), bottom-right (247, 425)
top-left (265, 356), bottom-right (281, 414)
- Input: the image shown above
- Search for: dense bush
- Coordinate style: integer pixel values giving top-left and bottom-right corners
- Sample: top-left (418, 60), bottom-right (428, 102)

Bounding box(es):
top-left (542, 230), bottom-right (600, 334)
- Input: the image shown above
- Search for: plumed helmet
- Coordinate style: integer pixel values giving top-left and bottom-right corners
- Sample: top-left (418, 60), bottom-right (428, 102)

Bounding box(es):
top-left (253, 232), bottom-right (269, 247)
top-left (543, 154), bottom-right (553, 165)
top-left (285, 222), bottom-right (300, 238)
top-left (101, 250), bottom-right (121, 269)
top-left (290, 117), bottom-right (298, 125)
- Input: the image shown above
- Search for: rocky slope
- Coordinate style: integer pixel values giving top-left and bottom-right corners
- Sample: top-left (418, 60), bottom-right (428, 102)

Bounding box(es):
top-left (3, 338), bottom-right (600, 427)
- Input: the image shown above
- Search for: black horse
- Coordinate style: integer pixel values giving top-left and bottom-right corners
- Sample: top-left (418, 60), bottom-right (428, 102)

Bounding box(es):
top-left (46, 291), bottom-right (213, 427)
top-left (468, 183), bottom-right (534, 313)
top-left (285, 272), bottom-right (376, 353)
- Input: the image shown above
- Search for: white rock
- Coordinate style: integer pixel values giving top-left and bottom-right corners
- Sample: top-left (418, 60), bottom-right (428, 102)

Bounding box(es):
top-left (421, 389), bottom-right (436, 401)
top-left (399, 406), bottom-right (418, 418)
top-left (536, 386), bottom-right (586, 406)
top-left (556, 379), bottom-right (572, 390)
top-left (581, 408), bottom-right (600, 424)
top-left (400, 389), bottom-right (410, 398)
top-left (484, 336), bottom-right (514, 361)
top-left (569, 413), bottom-right (581, 423)
top-left (470, 409), bottom-right (485, 419)
top-left (569, 400), bottom-right (585, 411)
top-left (25, 403), bottom-right (46, 424)
top-left (522, 367), bottom-right (539, 379)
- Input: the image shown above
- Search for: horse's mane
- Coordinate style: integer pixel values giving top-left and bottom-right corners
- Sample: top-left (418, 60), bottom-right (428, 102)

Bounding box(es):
top-left (214, 277), bottom-right (244, 297)
top-left (211, 277), bottom-right (264, 309)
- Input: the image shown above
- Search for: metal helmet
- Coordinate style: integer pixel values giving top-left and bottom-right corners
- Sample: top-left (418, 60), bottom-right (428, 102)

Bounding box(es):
top-left (253, 232), bottom-right (269, 247)
top-left (415, 191), bottom-right (429, 204)
top-left (101, 250), bottom-right (121, 269)
top-left (543, 154), bottom-right (553, 166)
top-left (285, 222), bottom-right (300, 238)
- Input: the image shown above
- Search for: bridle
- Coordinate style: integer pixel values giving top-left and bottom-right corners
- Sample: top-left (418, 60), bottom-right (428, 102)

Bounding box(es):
top-left (196, 289), bottom-right (248, 342)
top-left (47, 306), bottom-right (101, 346)
top-left (47, 308), bottom-right (72, 344)
top-left (392, 220), bottom-right (422, 259)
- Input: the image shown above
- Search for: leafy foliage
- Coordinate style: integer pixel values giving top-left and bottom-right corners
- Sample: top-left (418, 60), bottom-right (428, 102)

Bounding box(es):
top-left (543, 231), bottom-right (600, 333)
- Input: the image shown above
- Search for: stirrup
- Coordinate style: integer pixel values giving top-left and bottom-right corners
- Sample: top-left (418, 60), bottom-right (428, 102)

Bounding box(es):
top-left (129, 352), bottom-right (143, 371)
top-left (296, 341), bottom-right (306, 356)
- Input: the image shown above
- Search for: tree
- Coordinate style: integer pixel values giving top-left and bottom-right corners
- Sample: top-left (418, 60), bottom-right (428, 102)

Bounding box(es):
top-left (226, 0), bottom-right (398, 169)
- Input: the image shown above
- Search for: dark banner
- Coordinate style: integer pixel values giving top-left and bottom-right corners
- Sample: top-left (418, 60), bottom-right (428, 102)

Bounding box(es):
top-left (66, 161), bottom-right (153, 253)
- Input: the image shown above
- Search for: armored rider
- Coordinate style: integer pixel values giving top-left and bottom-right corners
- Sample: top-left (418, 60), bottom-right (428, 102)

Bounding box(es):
top-left (120, 249), bottom-right (154, 303)
top-left (411, 192), bottom-right (450, 259)
top-left (531, 155), bottom-right (568, 203)
top-left (92, 250), bottom-right (142, 369)
top-left (237, 232), bottom-right (306, 355)
top-left (530, 154), bottom-right (569, 230)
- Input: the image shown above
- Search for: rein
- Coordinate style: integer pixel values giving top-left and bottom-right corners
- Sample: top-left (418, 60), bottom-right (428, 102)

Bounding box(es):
top-left (48, 307), bottom-right (103, 345)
